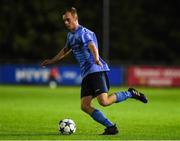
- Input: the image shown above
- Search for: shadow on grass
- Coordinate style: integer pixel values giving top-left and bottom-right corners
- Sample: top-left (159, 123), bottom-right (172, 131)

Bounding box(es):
top-left (0, 132), bottom-right (99, 137)
top-left (0, 132), bottom-right (58, 136)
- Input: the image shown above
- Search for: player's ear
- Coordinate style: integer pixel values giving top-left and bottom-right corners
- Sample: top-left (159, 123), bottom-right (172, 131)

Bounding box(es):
top-left (74, 15), bottom-right (78, 21)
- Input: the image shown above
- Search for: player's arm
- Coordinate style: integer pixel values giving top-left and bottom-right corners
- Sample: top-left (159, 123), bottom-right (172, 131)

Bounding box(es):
top-left (88, 42), bottom-right (103, 67)
top-left (40, 47), bottom-right (72, 67)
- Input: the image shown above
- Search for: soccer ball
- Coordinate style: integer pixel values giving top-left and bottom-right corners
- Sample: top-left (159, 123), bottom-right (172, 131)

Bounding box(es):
top-left (58, 119), bottom-right (76, 135)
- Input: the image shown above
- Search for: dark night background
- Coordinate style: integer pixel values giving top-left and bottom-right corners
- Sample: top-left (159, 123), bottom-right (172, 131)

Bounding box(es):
top-left (0, 0), bottom-right (180, 65)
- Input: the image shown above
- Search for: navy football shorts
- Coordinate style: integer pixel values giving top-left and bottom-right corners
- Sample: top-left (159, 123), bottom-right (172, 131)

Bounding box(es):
top-left (81, 71), bottom-right (110, 98)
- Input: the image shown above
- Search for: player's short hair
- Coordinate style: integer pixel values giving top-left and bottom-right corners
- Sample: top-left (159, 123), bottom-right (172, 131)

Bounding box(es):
top-left (63, 7), bottom-right (78, 19)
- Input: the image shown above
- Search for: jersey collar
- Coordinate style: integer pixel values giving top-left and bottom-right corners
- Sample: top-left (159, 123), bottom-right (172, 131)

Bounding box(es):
top-left (71, 25), bottom-right (82, 33)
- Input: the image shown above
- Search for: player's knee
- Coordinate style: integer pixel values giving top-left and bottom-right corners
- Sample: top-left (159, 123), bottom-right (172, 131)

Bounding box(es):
top-left (81, 103), bottom-right (90, 113)
top-left (99, 99), bottom-right (109, 107)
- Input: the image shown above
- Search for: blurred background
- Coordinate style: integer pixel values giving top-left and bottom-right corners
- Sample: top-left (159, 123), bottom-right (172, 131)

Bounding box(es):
top-left (0, 0), bottom-right (180, 87)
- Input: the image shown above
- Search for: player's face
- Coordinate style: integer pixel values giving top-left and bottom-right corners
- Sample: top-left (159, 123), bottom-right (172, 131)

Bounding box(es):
top-left (63, 12), bottom-right (77, 31)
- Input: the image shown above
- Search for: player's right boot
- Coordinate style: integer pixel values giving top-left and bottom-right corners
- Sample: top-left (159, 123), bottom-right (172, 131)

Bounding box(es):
top-left (102, 124), bottom-right (119, 135)
top-left (128, 88), bottom-right (148, 103)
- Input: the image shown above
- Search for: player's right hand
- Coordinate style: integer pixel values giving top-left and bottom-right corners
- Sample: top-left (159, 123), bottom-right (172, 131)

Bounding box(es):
top-left (95, 60), bottom-right (103, 67)
top-left (40, 59), bottom-right (52, 67)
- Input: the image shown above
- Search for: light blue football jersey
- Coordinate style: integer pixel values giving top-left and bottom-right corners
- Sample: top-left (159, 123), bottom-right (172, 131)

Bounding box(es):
top-left (65, 25), bottom-right (110, 78)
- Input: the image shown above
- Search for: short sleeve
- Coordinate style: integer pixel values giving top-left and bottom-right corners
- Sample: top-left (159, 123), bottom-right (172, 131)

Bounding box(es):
top-left (82, 32), bottom-right (93, 44)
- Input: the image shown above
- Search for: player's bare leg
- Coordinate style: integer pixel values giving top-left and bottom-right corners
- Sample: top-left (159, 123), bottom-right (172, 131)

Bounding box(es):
top-left (96, 93), bottom-right (116, 106)
top-left (97, 88), bottom-right (148, 106)
top-left (81, 95), bottom-right (118, 135)
top-left (81, 95), bottom-right (94, 114)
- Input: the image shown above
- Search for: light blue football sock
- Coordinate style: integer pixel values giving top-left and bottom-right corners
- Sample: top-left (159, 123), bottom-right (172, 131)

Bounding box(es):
top-left (115, 91), bottom-right (132, 103)
top-left (91, 109), bottom-right (113, 127)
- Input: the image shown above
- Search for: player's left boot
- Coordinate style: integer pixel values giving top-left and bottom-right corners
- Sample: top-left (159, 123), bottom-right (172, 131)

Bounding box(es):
top-left (102, 124), bottom-right (119, 135)
top-left (128, 88), bottom-right (148, 103)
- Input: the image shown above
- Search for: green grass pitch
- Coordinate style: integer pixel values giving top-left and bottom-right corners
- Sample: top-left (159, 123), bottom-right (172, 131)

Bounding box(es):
top-left (0, 85), bottom-right (180, 140)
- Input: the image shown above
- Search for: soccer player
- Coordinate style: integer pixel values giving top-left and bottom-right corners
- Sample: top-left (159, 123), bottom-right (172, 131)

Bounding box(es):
top-left (40, 7), bottom-right (148, 135)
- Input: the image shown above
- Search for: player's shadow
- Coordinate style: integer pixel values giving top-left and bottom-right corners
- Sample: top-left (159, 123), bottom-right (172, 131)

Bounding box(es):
top-left (0, 132), bottom-right (58, 137)
top-left (0, 132), bottom-right (99, 137)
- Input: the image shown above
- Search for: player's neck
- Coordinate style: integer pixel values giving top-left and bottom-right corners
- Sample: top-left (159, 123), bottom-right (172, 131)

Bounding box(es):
top-left (71, 22), bottom-right (79, 32)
